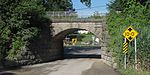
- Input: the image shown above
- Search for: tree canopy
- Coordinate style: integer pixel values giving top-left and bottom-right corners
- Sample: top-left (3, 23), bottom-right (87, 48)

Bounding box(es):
top-left (0, 0), bottom-right (91, 66)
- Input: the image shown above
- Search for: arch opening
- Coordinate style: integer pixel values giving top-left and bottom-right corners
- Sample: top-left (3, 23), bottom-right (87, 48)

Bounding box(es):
top-left (52, 28), bottom-right (102, 59)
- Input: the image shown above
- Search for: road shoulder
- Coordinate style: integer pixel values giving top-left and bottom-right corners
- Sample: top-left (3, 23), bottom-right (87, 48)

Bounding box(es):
top-left (82, 61), bottom-right (121, 75)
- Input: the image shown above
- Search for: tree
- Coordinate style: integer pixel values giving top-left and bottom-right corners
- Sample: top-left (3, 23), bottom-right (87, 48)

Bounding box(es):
top-left (80, 0), bottom-right (91, 7)
top-left (0, 0), bottom-right (91, 66)
top-left (0, 0), bottom-right (47, 66)
top-left (107, 0), bottom-right (127, 11)
top-left (43, 0), bottom-right (73, 11)
top-left (43, 0), bottom-right (91, 11)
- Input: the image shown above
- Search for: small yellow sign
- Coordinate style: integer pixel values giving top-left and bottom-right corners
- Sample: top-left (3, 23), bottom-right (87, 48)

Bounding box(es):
top-left (72, 38), bottom-right (77, 44)
top-left (123, 26), bottom-right (139, 42)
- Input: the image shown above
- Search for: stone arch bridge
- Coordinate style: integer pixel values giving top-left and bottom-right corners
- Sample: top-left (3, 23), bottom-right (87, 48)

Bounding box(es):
top-left (6, 19), bottom-right (113, 66)
top-left (50, 19), bottom-right (107, 58)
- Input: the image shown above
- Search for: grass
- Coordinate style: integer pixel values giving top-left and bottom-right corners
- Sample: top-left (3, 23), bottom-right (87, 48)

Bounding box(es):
top-left (119, 67), bottom-right (150, 75)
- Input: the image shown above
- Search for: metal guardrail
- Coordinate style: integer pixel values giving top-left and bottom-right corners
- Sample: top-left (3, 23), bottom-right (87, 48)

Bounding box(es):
top-left (46, 11), bottom-right (106, 22)
top-left (51, 18), bottom-right (105, 22)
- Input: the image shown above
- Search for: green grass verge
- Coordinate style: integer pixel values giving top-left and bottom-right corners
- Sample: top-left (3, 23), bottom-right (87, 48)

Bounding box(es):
top-left (119, 67), bottom-right (150, 75)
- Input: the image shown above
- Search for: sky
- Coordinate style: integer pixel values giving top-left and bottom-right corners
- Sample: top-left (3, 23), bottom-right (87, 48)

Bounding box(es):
top-left (72, 0), bottom-right (110, 17)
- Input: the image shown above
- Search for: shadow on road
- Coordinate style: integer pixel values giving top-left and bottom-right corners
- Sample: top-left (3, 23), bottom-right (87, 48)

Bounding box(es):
top-left (64, 54), bottom-right (101, 59)
top-left (0, 66), bottom-right (22, 75)
top-left (64, 46), bottom-right (101, 59)
top-left (0, 72), bottom-right (16, 75)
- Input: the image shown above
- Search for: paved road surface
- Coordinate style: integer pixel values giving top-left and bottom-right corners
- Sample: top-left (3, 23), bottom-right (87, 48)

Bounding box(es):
top-left (0, 46), bottom-right (121, 75)
top-left (0, 59), bottom-right (121, 75)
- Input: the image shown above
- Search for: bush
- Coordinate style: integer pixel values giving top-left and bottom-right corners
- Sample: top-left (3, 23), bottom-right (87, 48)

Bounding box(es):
top-left (107, 0), bottom-right (150, 70)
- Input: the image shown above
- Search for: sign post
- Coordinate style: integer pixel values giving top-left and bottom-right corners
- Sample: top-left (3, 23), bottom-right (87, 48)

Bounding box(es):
top-left (135, 37), bottom-right (137, 69)
top-left (124, 52), bottom-right (127, 69)
top-left (123, 26), bottom-right (139, 69)
top-left (123, 38), bottom-right (127, 69)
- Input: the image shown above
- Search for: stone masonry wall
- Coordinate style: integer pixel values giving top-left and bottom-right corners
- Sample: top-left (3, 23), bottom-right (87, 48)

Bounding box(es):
top-left (4, 21), bottom-right (112, 67)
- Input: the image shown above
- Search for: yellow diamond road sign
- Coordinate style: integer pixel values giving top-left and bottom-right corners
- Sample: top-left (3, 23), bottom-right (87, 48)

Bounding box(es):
top-left (123, 26), bottom-right (139, 42)
top-left (72, 38), bottom-right (77, 44)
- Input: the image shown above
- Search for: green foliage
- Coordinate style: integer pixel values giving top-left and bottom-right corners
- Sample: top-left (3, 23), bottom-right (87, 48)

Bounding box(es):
top-left (0, 0), bottom-right (91, 66)
top-left (107, 0), bottom-right (127, 11)
top-left (43, 0), bottom-right (73, 11)
top-left (120, 67), bottom-right (137, 75)
top-left (80, 0), bottom-right (91, 7)
top-left (0, 0), bottom-right (46, 65)
top-left (107, 0), bottom-right (150, 71)
top-left (120, 67), bottom-right (150, 75)
top-left (80, 34), bottom-right (93, 42)
top-left (43, 0), bottom-right (91, 11)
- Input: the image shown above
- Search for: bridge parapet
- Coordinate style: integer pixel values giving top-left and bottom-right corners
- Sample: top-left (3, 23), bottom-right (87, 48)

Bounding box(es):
top-left (51, 18), bottom-right (104, 23)
top-left (47, 11), bottom-right (106, 22)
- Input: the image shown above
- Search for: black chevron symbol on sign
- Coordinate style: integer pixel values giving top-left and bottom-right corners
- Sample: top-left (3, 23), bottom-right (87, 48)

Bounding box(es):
top-left (129, 36), bottom-right (132, 40)
top-left (128, 28), bottom-right (132, 31)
